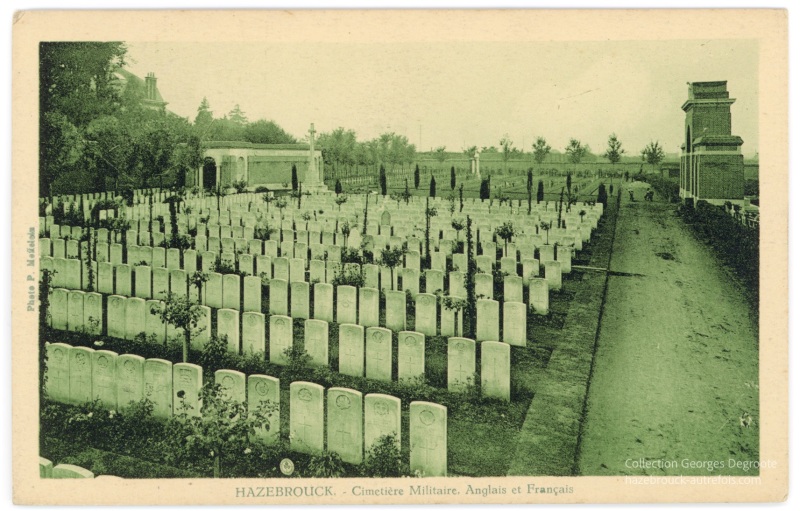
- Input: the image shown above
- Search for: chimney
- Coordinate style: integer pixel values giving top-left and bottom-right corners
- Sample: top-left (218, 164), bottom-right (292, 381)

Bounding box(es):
top-left (145, 72), bottom-right (156, 101)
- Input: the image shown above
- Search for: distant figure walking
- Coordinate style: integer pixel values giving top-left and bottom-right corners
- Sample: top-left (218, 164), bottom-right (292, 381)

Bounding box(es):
top-left (628, 190), bottom-right (635, 202)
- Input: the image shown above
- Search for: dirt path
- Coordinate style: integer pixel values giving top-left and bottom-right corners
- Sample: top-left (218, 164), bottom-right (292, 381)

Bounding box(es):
top-left (578, 183), bottom-right (760, 476)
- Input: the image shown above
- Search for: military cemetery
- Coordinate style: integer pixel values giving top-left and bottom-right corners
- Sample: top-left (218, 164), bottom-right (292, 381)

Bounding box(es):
top-left (34, 38), bottom-right (761, 483)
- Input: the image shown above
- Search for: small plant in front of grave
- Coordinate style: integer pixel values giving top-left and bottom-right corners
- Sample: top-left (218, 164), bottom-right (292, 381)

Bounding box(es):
top-left (451, 218), bottom-right (465, 242)
top-left (334, 194), bottom-right (348, 211)
top-left (494, 221), bottom-right (516, 254)
top-left (340, 220), bottom-right (351, 240)
top-left (134, 260), bottom-right (149, 266)
top-left (377, 243), bottom-right (407, 291)
top-left (253, 225), bottom-right (275, 241)
top-left (331, 263), bottom-right (365, 288)
top-left (282, 344), bottom-right (312, 383)
top-left (579, 209), bottom-right (587, 223)
top-left (539, 221), bottom-right (551, 245)
top-left (151, 292), bottom-right (207, 363)
top-left (447, 193), bottom-right (456, 216)
top-left (255, 185), bottom-right (270, 194)
top-left (199, 334), bottom-right (230, 373)
top-left (189, 271), bottom-right (208, 304)
top-left (231, 180), bottom-right (248, 194)
top-left (305, 451), bottom-right (346, 478)
top-left (361, 433), bottom-right (410, 477)
top-left (170, 382), bottom-right (279, 478)
top-left (301, 211), bottom-right (312, 230)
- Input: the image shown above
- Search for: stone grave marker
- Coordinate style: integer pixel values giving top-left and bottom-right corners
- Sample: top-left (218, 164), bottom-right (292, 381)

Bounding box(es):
top-left (133, 265), bottom-right (152, 299)
top-left (52, 464), bottom-right (94, 479)
top-left (449, 271), bottom-right (466, 298)
top-left (398, 331), bottom-right (425, 381)
top-left (242, 275), bottom-right (261, 312)
top-left (152, 267), bottom-right (169, 300)
top-left (358, 287), bottom-right (380, 327)
top-left (366, 327), bottom-right (393, 382)
top-left (222, 274), bottom-right (241, 310)
top-left (116, 354), bottom-right (145, 409)
top-left (125, 297), bottom-right (146, 340)
top-left (364, 394), bottom-right (401, 452)
top-left (106, 295), bottom-right (126, 339)
top-left (269, 279), bottom-right (289, 315)
top-left (338, 324), bottom-right (365, 377)
top-left (144, 300), bottom-right (167, 343)
top-left (544, 260), bottom-right (562, 291)
top-left (475, 273), bottom-right (494, 299)
top-left (256, 255), bottom-right (272, 279)
top-left (290, 381), bottom-right (324, 454)
top-left (414, 293), bottom-right (438, 336)
top-left (304, 318), bottom-right (329, 367)
top-left (216, 369), bottom-right (246, 403)
top-left (45, 342), bottom-right (71, 403)
top-left (409, 402), bottom-right (447, 476)
top-left (269, 315), bottom-right (293, 365)
top-left (242, 311), bottom-right (266, 356)
top-left (83, 292), bottom-right (102, 335)
top-left (173, 363), bottom-right (203, 417)
top-left (424, 269), bottom-right (444, 294)
top-left (217, 308), bottom-right (241, 353)
top-left (384, 290), bottom-right (406, 331)
top-left (336, 285), bottom-right (358, 324)
top-left (327, 388), bottom-right (365, 465)
top-left (313, 282), bottom-right (334, 323)
top-left (97, 262), bottom-right (114, 294)
top-left (192, 305), bottom-right (212, 351)
top-left (529, 277), bottom-right (549, 315)
top-left (67, 290), bottom-right (85, 332)
top-left (502, 301), bottom-right (527, 346)
top-left (481, 341), bottom-right (511, 401)
top-left (447, 337), bottom-right (476, 391)
top-left (92, 350), bottom-right (118, 409)
top-left (248, 374), bottom-right (280, 444)
top-left (68, 346), bottom-right (94, 405)
top-left (169, 269), bottom-right (187, 299)
top-left (504, 275), bottom-right (524, 302)
top-left (477, 299), bottom-right (500, 342)
top-left (290, 281), bottom-right (310, 319)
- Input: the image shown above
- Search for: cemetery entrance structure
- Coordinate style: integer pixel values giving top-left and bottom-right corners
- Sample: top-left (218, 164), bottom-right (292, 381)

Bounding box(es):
top-left (679, 81), bottom-right (745, 205)
top-left (192, 139), bottom-right (324, 192)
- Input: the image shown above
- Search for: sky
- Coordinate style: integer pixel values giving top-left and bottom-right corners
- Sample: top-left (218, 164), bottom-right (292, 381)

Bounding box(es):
top-left (124, 39), bottom-right (759, 157)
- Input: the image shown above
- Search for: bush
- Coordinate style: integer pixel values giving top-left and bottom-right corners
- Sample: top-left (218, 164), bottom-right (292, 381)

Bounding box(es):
top-left (305, 451), bottom-right (346, 478)
top-left (362, 434), bottom-right (410, 477)
top-left (638, 174), bottom-right (680, 202)
top-left (232, 180), bottom-right (249, 194)
top-left (255, 186), bottom-right (270, 193)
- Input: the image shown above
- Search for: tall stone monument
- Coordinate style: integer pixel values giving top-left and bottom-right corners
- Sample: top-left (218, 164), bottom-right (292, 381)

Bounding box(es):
top-left (679, 81), bottom-right (745, 205)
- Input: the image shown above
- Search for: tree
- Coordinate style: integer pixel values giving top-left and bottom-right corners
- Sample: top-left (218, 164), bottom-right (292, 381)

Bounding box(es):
top-left (499, 134), bottom-right (514, 172)
top-left (451, 218), bottom-right (465, 242)
top-left (227, 104), bottom-right (248, 126)
top-left (597, 183), bottom-right (608, 208)
top-left (423, 198), bottom-right (438, 268)
top-left (334, 178), bottom-right (343, 194)
top-left (526, 168), bottom-right (534, 214)
top-left (641, 140), bottom-right (665, 174)
top-left (152, 293), bottom-right (207, 363)
top-left (536, 180), bottom-right (544, 203)
top-left (464, 215), bottom-right (478, 337)
top-left (291, 164), bottom-right (299, 191)
top-left (603, 133), bottom-right (625, 173)
top-left (532, 137), bottom-right (551, 168)
top-left (450, 166), bottom-right (456, 190)
top-left (494, 222), bottom-right (516, 254)
top-left (429, 175), bottom-right (436, 198)
top-left (243, 119), bottom-right (297, 145)
top-left (194, 97), bottom-right (214, 137)
top-left (378, 244), bottom-right (407, 291)
top-left (565, 138), bottom-right (589, 171)
top-left (459, 183), bottom-right (464, 212)
top-left (414, 164), bottom-right (420, 190)
top-left (434, 146), bottom-right (447, 163)
top-left (379, 164), bottom-right (387, 195)
top-left (173, 382), bottom-right (278, 478)
top-left (539, 221), bottom-right (551, 245)
top-left (479, 177), bottom-right (491, 200)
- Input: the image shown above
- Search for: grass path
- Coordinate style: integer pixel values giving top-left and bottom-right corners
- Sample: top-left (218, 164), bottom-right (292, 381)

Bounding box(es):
top-left (577, 183), bottom-right (759, 476)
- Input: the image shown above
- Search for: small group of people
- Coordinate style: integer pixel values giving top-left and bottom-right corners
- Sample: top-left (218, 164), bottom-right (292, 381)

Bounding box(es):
top-left (628, 188), bottom-right (655, 202)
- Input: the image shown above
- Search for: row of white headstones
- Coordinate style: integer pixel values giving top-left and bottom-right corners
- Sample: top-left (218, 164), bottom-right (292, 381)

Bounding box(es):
top-left (47, 287), bottom-right (513, 399)
top-left (45, 342), bottom-right (448, 476)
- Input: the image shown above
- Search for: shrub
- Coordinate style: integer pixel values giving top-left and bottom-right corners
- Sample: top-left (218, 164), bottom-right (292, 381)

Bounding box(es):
top-left (362, 434), bottom-right (410, 477)
top-left (255, 185), bottom-right (270, 193)
top-left (305, 451), bottom-right (346, 478)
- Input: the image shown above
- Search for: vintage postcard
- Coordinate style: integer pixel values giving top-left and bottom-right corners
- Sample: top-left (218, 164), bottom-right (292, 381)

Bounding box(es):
top-left (11, 9), bottom-right (788, 505)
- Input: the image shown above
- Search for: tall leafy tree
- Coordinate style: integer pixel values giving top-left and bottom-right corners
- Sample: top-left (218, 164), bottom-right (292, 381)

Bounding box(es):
top-left (450, 166), bottom-right (456, 190)
top-left (291, 164), bottom-right (299, 191)
top-left (227, 104), bottom-right (248, 126)
top-left (499, 134), bottom-right (514, 172)
top-left (379, 164), bottom-right (387, 195)
top-left (434, 146), bottom-right (447, 164)
top-left (414, 164), bottom-right (420, 190)
top-left (641, 140), bottom-right (665, 174)
top-left (532, 137), bottom-right (551, 168)
top-left (603, 133), bottom-right (625, 173)
top-left (429, 175), bottom-right (436, 198)
top-left (565, 138), bottom-right (589, 171)
top-left (194, 97), bottom-right (214, 138)
top-left (536, 180), bottom-right (544, 203)
top-left (243, 119), bottom-right (296, 145)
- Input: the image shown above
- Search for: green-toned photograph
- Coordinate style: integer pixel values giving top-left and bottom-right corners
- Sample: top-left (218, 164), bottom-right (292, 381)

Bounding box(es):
top-left (13, 8), bottom-right (788, 506)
